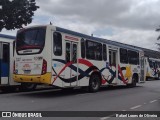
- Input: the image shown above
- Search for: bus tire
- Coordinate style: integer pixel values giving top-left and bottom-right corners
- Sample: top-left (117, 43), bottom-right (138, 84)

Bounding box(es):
top-left (89, 74), bottom-right (101, 92)
top-left (20, 83), bottom-right (37, 91)
top-left (146, 77), bottom-right (149, 81)
top-left (128, 75), bottom-right (137, 88)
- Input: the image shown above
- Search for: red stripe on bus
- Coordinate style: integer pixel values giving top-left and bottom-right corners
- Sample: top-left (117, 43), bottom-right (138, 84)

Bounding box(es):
top-left (52, 61), bottom-right (73, 84)
top-left (78, 59), bottom-right (93, 67)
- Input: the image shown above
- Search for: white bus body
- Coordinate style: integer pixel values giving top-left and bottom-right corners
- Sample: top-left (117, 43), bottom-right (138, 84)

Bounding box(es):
top-left (13, 25), bottom-right (145, 92)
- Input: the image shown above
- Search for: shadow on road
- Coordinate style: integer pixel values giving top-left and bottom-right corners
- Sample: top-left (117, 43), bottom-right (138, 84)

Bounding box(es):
top-left (13, 85), bottom-right (143, 98)
top-left (0, 86), bottom-right (55, 94)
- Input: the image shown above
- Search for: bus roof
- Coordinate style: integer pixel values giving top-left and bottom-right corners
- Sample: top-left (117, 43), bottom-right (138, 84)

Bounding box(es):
top-left (0, 34), bottom-right (16, 40)
top-left (56, 26), bottom-right (141, 52)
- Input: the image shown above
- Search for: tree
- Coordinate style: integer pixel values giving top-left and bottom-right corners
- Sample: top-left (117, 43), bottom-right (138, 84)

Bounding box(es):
top-left (0, 0), bottom-right (39, 31)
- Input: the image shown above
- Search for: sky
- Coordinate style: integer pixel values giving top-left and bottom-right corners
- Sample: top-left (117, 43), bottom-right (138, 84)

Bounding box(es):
top-left (1, 0), bottom-right (160, 50)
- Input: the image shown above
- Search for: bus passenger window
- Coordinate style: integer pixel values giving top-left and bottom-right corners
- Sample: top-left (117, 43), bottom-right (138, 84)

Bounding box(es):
top-left (109, 51), bottom-right (111, 66)
top-left (72, 44), bottom-right (77, 63)
top-left (13, 41), bottom-right (15, 57)
top-left (86, 40), bottom-right (102, 60)
top-left (112, 51), bottom-right (116, 66)
top-left (66, 43), bottom-right (71, 63)
top-left (128, 50), bottom-right (139, 65)
top-left (81, 39), bottom-right (85, 58)
top-left (3, 44), bottom-right (9, 63)
top-left (53, 32), bottom-right (62, 56)
top-left (103, 44), bottom-right (107, 61)
top-left (120, 48), bottom-right (128, 64)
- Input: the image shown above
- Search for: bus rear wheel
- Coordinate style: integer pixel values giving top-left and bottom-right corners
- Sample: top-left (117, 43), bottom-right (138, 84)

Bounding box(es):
top-left (128, 76), bottom-right (137, 88)
top-left (89, 74), bottom-right (101, 92)
top-left (20, 83), bottom-right (37, 91)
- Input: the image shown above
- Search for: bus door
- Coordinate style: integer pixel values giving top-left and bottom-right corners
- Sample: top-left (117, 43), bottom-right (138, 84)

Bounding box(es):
top-left (0, 43), bottom-right (10, 85)
top-left (109, 49), bottom-right (118, 84)
top-left (140, 57), bottom-right (145, 82)
top-left (65, 41), bottom-right (78, 87)
top-left (154, 61), bottom-right (158, 78)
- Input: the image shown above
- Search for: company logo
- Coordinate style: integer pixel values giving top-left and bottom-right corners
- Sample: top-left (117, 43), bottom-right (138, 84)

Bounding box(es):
top-left (1, 112), bottom-right (42, 118)
top-left (2, 112), bottom-right (11, 117)
top-left (22, 64), bottom-right (31, 70)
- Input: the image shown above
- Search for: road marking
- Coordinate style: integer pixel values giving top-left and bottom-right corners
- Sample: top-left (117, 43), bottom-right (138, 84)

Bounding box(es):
top-left (76, 93), bottom-right (92, 96)
top-left (100, 117), bottom-right (111, 120)
top-left (100, 114), bottom-right (115, 120)
top-left (150, 100), bottom-right (157, 103)
top-left (130, 105), bottom-right (142, 110)
top-left (101, 98), bottom-right (160, 120)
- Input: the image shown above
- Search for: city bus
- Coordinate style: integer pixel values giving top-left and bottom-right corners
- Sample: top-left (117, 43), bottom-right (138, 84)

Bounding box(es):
top-left (13, 25), bottom-right (145, 92)
top-left (145, 57), bottom-right (160, 80)
top-left (0, 34), bottom-right (19, 91)
top-left (104, 41), bottom-right (160, 81)
top-left (0, 34), bottom-right (36, 92)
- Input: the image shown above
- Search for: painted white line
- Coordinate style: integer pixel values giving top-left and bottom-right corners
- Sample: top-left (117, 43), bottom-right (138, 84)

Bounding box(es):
top-left (100, 114), bottom-right (115, 120)
top-left (100, 117), bottom-right (111, 120)
top-left (122, 110), bottom-right (126, 111)
top-left (76, 93), bottom-right (92, 96)
top-left (150, 100), bottom-right (157, 103)
top-left (130, 105), bottom-right (142, 110)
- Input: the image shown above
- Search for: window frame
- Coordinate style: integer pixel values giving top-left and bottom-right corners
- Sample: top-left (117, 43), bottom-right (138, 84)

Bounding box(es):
top-left (86, 40), bottom-right (102, 61)
top-left (128, 50), bottom-right (139, 65)
top-left (53, 32), bottom-right (62, 56)
top-left (16, 27), bottom-right (46, 55)
top-left (103, 44), bottom-right (107, 61)
top-left (81, 38), bottom-right (85, 58)
top-left (3, 44), bottom-right (10, 63)
top-left (120, 48), bottom-right (128, 64)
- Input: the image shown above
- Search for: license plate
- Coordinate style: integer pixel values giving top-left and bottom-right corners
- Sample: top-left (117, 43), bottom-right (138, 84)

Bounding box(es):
top-left (23, 70), bottom-right (31, 74)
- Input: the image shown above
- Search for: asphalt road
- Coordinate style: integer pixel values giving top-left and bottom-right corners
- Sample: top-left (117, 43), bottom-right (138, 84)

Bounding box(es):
top-left (0, 80), bottom-right (160, 120)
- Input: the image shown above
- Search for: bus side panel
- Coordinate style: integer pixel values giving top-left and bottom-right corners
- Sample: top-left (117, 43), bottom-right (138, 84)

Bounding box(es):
top-left (8, 42), bottom-right (20, 86)
top-left (52, 31), bottom-right (65, 88)
top-left (117, 48), bottom-right (141, 85)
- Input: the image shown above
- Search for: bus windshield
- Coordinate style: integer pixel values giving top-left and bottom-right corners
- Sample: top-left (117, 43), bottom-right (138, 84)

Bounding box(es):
top-left (16, 27), bottom-right (46, 54)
